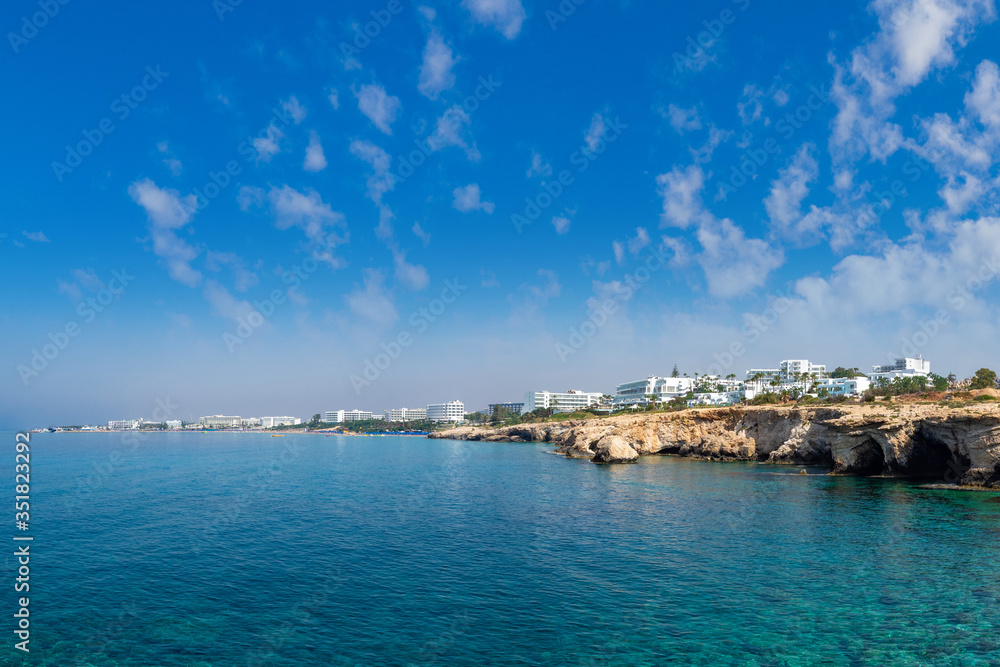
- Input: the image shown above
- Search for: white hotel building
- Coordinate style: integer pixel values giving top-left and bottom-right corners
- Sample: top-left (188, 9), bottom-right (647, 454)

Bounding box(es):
top-left (107, 419), bottom-right (141, 430)
top-left (523, 390), bottom-right (603, 414)
top-left (385, 408), bottom-right (427, 422)
top-left (199, 415), bottom-right (242, 429)
top-left (614, 377), bottom-right (695, 408)
top-left (869, 356), bottom-right (931, 382)
top-left (260, 416), bottom-right (301, 428)
top-left (426, 401), bottom-right (465, 423)
top-left (325, 410), bottom-right (374, 423)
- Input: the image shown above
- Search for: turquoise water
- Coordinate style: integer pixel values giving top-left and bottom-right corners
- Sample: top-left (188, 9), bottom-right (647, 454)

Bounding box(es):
top-left (4, 430), bottom-right (1000, 666)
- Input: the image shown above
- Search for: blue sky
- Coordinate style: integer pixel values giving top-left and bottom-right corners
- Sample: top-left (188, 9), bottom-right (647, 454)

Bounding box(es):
top-left (4, 0), bottom-right (1000, 426)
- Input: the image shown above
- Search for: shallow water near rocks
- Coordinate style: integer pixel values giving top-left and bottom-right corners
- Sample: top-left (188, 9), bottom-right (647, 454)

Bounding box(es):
top-left (11, 431), bottom-right (1000, 666)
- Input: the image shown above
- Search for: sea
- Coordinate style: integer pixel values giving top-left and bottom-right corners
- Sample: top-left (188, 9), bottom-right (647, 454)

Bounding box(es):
top-left (3, 430), bottom-right (999, 666)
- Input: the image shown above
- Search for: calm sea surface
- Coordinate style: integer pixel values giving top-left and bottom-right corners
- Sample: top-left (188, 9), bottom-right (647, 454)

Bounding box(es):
top-left (3, 430), bottom-right (1000, 666)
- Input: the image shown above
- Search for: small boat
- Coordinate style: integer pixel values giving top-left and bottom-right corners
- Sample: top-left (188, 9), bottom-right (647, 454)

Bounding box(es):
top-left (272, 434), bottom-right (284, 437)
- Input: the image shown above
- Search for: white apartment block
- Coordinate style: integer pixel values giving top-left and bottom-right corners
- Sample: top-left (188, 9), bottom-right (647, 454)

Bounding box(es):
top-left (614, 377), bottom-right (694, 407)
top-left (260, 416), bottom-right (301, 428)
top-left (870, 356), bottom-right (930, 381)
top-left (107, 419), bottom-right (141, 430)
top-left (746, 360), bottom-right (826, 384)
top-left (523, 390), bottom-right (603, 414)
top-left (199, 415), bottom-right (242, 429)
top-left (165, 420), bottom-right (183, 430)
top-left (385, 408), bottom-right (427, 422)
top-left (426, 401), bottom-right (465, 422)
top-left (687, 390), bottom-right (748, 407)
top-left (241, 417), bottom-right (262, 428)
top-left (813, 377), bottom-right (872, 396)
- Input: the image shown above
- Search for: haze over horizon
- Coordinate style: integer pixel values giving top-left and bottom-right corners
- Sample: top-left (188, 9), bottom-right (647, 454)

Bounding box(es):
top-left (5, 0), bottom-right (1000, 428)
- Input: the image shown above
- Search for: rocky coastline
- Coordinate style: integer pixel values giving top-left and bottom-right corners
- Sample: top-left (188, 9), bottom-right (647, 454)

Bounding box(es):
top-left (430, 402), bottom-right (1000, 488)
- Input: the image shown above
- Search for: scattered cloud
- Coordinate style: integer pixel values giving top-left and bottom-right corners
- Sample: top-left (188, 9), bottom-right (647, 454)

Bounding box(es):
top-left (584, 113), bottom-right (607, 152)
top-left (667, 104), bottom-right (702, 133)
top-left (418, 31), bottom-right (458, 99)
top-left (354, 83), bottom-right (402, 135)
top-left (462, 0), bottom-right (526, 39)
top-left (345, 268), bottom-right (398, 326)
top-left (413, 221), bottom-right (431, 246)
top-left (527, 150), bottom-right (552, 178)
top-left (304, 131), bottom-right (328, 172)
top-left (129, 178), bottom-right (202, 287)
top-left (157, 141), bottom-right (182, 175)
top-left (552, 215), bottom-right (571, 235)
top-left (453, 184), bottom-right (495, 213)
top-left (253, 124), bottom-right (285, 163)
top-left (22, 231), bottom-right (50, 243)
top-left (281, 96), bottom-right (307, 124)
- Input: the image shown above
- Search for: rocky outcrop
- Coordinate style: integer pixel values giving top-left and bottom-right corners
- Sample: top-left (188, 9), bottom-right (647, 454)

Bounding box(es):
top-left (430, 404), bottom-right (1000, 488)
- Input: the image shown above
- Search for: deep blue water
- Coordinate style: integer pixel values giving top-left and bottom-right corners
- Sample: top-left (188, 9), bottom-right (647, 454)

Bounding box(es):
top-left (3, 430), bottom-right (1000, 666)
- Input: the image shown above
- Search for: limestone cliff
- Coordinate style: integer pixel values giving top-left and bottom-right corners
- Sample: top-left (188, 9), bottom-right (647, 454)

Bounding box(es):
top-left (430, 403), bottom-right (1000, 488)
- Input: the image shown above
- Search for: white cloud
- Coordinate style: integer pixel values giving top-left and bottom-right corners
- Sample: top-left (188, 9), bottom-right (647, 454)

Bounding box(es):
top-left (22, 231), bottom-right (50, 243)
top-left (656, 164), bottom-right (706, 229)
top-left (613, 240), bottom-right (626, 265)
top-left (202, 279), bottom-right (256, 323)
top-left (251, 185), bottom-right (349, 268)
top-left (281, 96), bottom-right (307, 124)
top-left (392, 249), bottom-right (430, 290)
top-left (527, 150), bottom-right (552, 178)
top-left (328, 89), bottom-right (340, 109)
top-left (462, 0), bottom-right (526, 39)
top-left (253, 124), bottom-right (285, 163)
top-left (428, 105), bottom-right (480, 161)
top-left (667, 104), bottom-right (702, 133)
top-left (354, 84), bottom-right (402, 135)
top-left (765, 144), bottom-right (820, 238)
top-left (418, 31), bottom-right (458, 99)
top-left (413, 222), bottom-right (431, 246)
top-left (690, 126), bottom-right (732, 164)
top-left (552, 216), bottom-right (571, 234)
top-left (966, 59), bottom-right (1000, 127)
top-left (349, 139), bottom-right (396, 240)
top-left (304, 131), bottom-right (327, 172)
top-left (129, 178), bottom-right (202, 287)
top-left (157, 141), bottom-right (182, 175)
top-left (584, 114), bottom-right (606, 152)
top-left (452, 184), bottom-right (495, 214)
top-left (345, 268), bottom-right (397, 326)
top-left (696, 219), bottom-right (785, 299)
top-left (627, 227), bottom-right (651, 255)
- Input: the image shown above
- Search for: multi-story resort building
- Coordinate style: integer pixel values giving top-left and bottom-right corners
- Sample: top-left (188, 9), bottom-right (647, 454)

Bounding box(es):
top-left (199, 415), bottom-right (242, 429)
top-left (426, 401), bottom-right (465, 422)
top-left (613, 377), bottom-right (695, 408)
top-left (869, 356), bottom-right (931, 382)
top-left (107, 419), bottom-right (141, 430)
top-left (166, 420), bottom-right (183, 430)
top-left (385, 408), bottom-right (427, 422)
top-left (260, 416), bottom-right (301, 428)
top-left (522, 390), bottom-right (603, 414)
top-left (325, 410), bottom-right (374, 423)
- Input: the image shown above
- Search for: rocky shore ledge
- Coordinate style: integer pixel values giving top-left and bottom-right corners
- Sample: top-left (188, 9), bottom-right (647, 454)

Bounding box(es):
top-left (430, 403), bottom-right (1000, 488)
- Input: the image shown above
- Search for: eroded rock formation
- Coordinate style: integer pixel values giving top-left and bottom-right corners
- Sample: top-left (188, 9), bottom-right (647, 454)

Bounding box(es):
top-left (430, 404), bottom-right (1000, 487)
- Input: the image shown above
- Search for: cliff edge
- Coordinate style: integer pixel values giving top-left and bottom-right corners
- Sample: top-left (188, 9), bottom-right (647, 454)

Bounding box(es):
top-left (430, 403), bottom-right (1000, 488)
